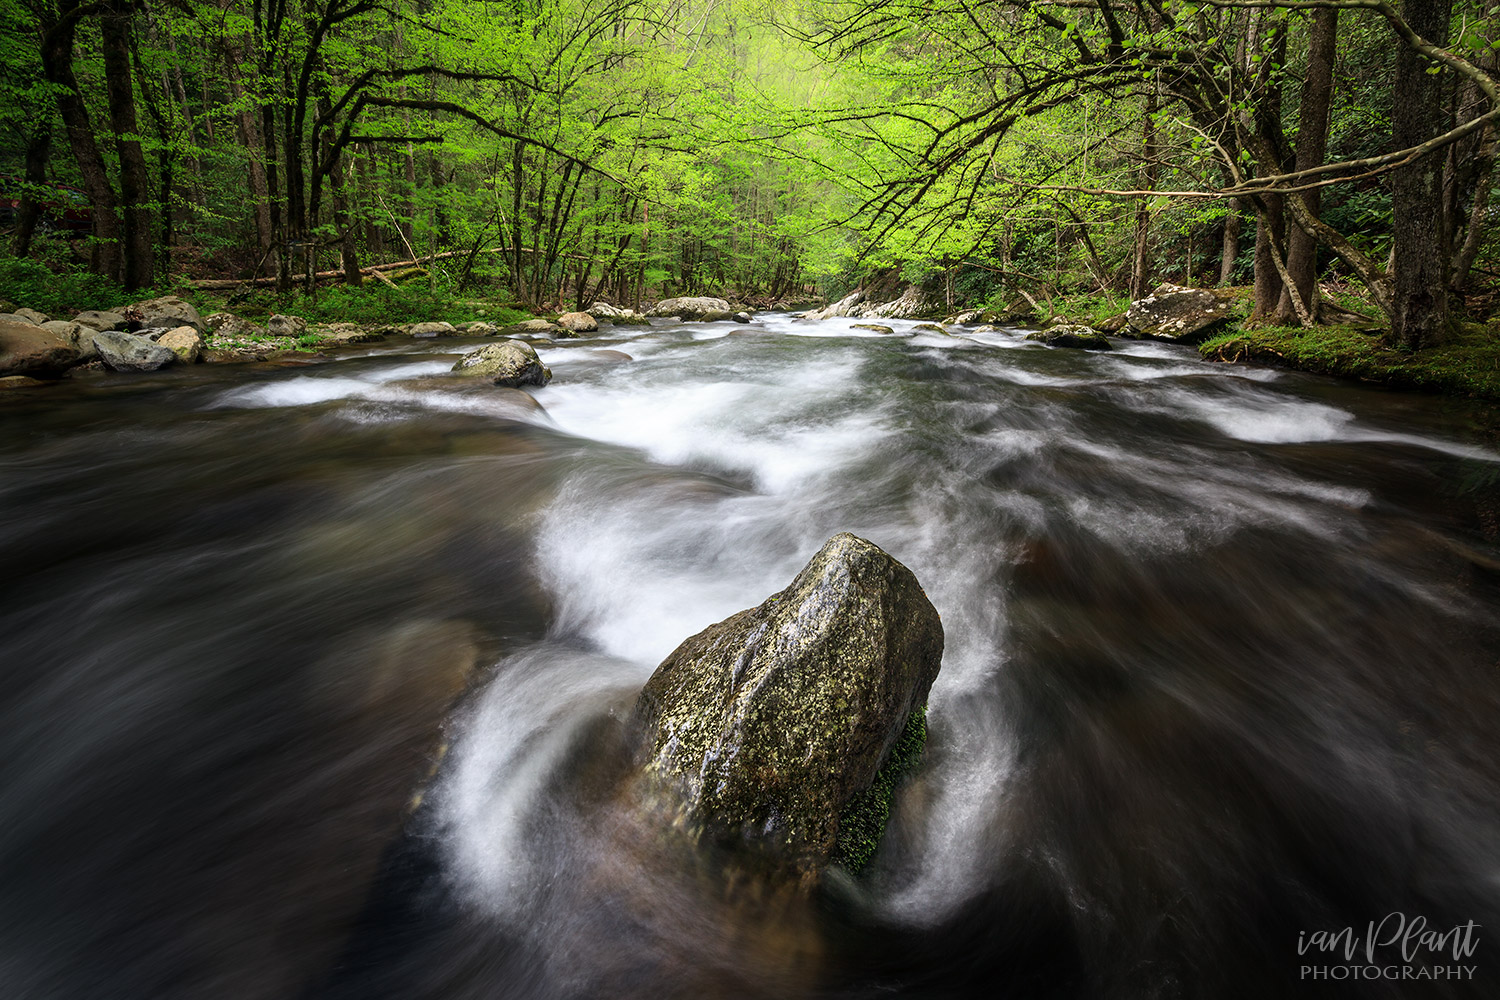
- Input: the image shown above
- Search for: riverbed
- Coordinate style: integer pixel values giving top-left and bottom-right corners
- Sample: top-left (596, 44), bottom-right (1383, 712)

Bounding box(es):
top-left (3, 313), bottom-right (1497, 998)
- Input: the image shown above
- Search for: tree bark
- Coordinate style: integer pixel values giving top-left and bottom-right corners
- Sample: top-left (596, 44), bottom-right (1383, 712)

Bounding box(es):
top-left (100, 4), bottom-right (154, 290)
top-left (1275, 8), bottom-right (1338, 326)
top-left (1219, 197), bottom-right (1242, 285)
top-left (225, 43), bottom-right (276, 277)
top-left (1452, 122), bottom-right (1496, 292)
top-left (11, 125), bottom-right (52, 258)
top-left (1129, 84), bottom-right (1159, 299)
top-left (39, 2), bottom-right (123, 282)
top-left (1390, 0), bottom-right (1454, 349)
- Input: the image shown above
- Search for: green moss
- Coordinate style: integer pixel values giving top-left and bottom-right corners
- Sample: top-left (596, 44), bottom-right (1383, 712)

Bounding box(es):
top-left (831, 705), bottom-right (927, 876)
top-left (1199, 323), bottom-right (1500, 401)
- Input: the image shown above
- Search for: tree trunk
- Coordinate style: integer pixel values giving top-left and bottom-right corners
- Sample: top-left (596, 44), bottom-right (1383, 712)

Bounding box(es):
top-left (1452, 122), bottom-right (1496, 293)
top-left (225, 45), bottom-right (276, 277)
top-left (1390, 0), bottom-right (1454, 349)
top-left (1219, 196), bottom-right (1242, 285)
top-left (1275, 9), bottom-right (1338, 326)
top-left (11, 125), bottom-right (52, 258)
top-left (101, 6), bottom-right (154, 290)
top-left (39, 5), bottom-right (123, 282)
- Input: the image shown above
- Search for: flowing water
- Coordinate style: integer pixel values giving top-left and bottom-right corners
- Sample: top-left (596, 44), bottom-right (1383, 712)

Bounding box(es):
top-left (3, 314), bottom-right (1500, 999)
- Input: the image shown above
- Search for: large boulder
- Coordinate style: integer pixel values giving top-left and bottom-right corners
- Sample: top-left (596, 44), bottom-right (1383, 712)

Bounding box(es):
top-left (1125, 283), bottom-right (1237, 342)
top-left (647, 296), bottom-right (733, 320)
top-left (1025, 324), bottom-right (1113, 350)
top-left (0, 321), bottom-right (80, 377)
top-left (556, 311), bottom-right (598, 335)
top-left (865, 284), bottom-right (944, 320)
top-left (42, 321), bottom-right (98, 360)
top-left (803, 290), bottom-right (866, 320)
top-left (634, 532), bottom-right (943, 881)
top-left (93, 330), bottom-right (177, 372)
top-left (451, 339), bottom-right (551, 387)
top-left (158, 327), bottom-right (205, 363)
top-left (129, 295), bottom-right (205, 333)
top-left (72, 310), bottom-right (126, 333)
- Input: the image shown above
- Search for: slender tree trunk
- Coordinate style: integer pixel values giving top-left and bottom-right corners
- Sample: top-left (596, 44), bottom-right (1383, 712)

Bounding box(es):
top-left (100, 5), bottom-right (153, 290)
top-left (1275, 9), bottom-right (1338, 326)
top-left (11, 126), bottom-right (52, 258)
top-left (1390, 0), bottom-right (1454, 349)
top-left (1248, 19), bottom-right (1288, 322)
top-left (1453, 123), bottom-right (1496, 292)
top-left (1219, 196), bottom-right (1243, 285)
top-left (225, 49), bottom-right (275, 276)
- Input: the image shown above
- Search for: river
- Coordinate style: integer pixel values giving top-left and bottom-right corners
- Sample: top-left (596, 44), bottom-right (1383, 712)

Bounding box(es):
top-left (2, 313), bottom-right (1498, 999)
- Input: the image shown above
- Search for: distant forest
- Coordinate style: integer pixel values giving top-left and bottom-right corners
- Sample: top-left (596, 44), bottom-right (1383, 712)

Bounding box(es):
top-left (2, 0), bottom-right (1496, 346)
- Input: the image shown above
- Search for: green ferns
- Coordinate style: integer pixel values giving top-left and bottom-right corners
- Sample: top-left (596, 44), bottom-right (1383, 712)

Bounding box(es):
top-left (832, 706), bottom-right (927, 876)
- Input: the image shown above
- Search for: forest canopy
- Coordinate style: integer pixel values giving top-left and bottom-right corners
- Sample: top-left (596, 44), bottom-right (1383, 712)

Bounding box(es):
top-left (1, 0), bottom-right (1496, 347)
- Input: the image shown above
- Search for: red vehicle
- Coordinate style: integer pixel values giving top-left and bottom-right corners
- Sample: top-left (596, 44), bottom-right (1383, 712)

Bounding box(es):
top-left (0, 182), bottom-right (93, 235)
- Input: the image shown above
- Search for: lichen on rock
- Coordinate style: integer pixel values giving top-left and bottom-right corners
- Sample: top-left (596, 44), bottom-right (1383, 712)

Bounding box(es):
top-left (632, 532), bottom-right (943, 882)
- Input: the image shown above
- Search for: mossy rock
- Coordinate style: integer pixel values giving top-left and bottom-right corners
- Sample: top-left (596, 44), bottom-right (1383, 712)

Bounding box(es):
top-left (633, 533), bottom-right (943, 883)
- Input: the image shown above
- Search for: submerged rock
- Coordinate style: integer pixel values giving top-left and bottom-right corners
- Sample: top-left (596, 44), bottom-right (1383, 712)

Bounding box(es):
top-left (1126, 283), bottom-right (1237, 342)
top-left (633, 532), bottom-right (943, 881)
top-left (1026, 324), bottom-right (1113, 350)
top-left (94, 330), bottom-right (177, 372)
top-left (451, 339), bottom-right (551, 387)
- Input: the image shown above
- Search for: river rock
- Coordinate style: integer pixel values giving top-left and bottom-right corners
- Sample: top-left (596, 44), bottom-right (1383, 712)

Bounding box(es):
top-left (648, 296), bottom-right (733, 320)
top-left (1025, 324), bottom-right (1113, 350)
top-left (504, 319), bottom-right (562, 337)
top-left (557, 311), bottom-right (598, 335)
top-left (0, 375), bottom-right (52, 389)
top-left (129, 295), bottom-right (204, 334)
top-left (912, 323), bottom-right (949, 334)
top-left (158, 327), bottom-right (205, 363)
top-left (851, 323), bottom-right (895, 335)
top-left (864, 284), bottom-right (943, 320)
top-left (733, 312), bottom-right (752, 323)
top-left (451, 339), bottom-right (551, 387)
top-left (408, 321), bottom-right (456, 338)
top-left (0, 321), bottom-right (80, 377)
top-left (40, 321), bottom-right (97, 361)
top-left (94, 330), bottom-right (177, 372)
top-left (634, 532), bottom-right (943, 881)
top-left (460, 321), bottom-right (500, 335)
top-left (268, 314), bottom-right (307, 337)
top-left (72, 310), bottom-right (126, 332)
top-left (587, 301), bottom-right (629, 318)
top-left (1125, 284), bottom-right (1237, 342)
top-left (208, 314), bottom-right (268, 340)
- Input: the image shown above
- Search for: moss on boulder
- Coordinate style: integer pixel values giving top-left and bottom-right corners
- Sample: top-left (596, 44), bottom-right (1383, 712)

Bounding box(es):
top-left (633, 532), bottom-right (943, 881)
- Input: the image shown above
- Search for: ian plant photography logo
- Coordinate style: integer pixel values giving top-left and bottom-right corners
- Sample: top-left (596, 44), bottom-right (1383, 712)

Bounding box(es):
top-left (1298, 912), bottom-right (1480, 981)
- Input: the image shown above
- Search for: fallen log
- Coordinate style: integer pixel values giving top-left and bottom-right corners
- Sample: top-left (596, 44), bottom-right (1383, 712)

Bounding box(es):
top-left (190, 247), bottom-right (506, 290)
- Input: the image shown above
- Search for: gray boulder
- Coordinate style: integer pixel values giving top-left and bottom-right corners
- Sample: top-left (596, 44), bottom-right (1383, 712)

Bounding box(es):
top-left (634, 532), bottom-right (943, 881)
top-left (647, 296), bottom-right (733, 320)
top-left (129, 295), bottom-right (204, 333)
top-left (94, 330), bottom-right (177, 372)
top-left (0, 321), bottom-right (80, 377)
top-left (1125, 283), bottom-right (1237, 342)
top-left (732, 312), bottom-right (752, 324)
top-left (72, 310), bottom-right (126, 332)
top-left (267, 314), bottom-right (307, 337)
top-left (451, 339), bottom-right (551, 387)
top-left (556, 311), bottom-right (598, 335)
top-left (1025, 324), bottom-right (1113, 350)
top-left (408, 321), bottom-right (456, 338)
top-left (42, 321), bottom-right (98, 360)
